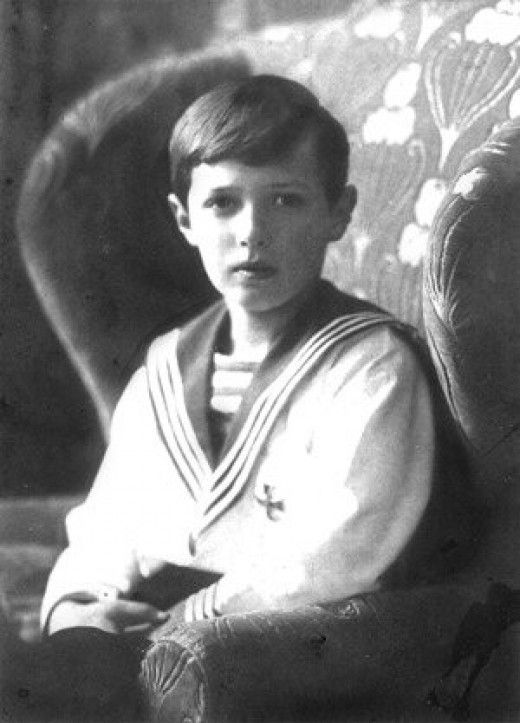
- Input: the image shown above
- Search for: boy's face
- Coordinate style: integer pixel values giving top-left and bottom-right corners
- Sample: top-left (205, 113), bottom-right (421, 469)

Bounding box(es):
top-left (168, 134), bottom-right (355, 316)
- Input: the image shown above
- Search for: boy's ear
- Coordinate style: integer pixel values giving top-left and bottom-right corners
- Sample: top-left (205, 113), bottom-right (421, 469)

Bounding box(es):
top-left (167, 193), bottom-right (196, 246)
top-left (329, 183), bottom-right (357, 241)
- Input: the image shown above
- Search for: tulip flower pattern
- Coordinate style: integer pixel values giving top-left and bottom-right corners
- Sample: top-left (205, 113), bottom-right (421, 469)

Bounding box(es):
top-left (236, 1), bottom-right (520, 326)
top-left (425, 1), bottom-right (520, 170)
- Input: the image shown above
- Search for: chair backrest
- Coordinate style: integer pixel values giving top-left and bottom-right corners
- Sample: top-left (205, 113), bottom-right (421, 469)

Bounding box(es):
top-left (424, 118), bottom-right (520, 586)
top-left (17, 0), bottom-right (520, 446)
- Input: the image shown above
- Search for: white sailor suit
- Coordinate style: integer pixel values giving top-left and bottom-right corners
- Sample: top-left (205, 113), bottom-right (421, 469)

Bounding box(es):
top-left (41, 281), bottom-right (452, 628)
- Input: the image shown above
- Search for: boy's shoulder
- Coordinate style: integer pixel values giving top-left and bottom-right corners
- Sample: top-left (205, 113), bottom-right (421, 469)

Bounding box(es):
top-left (314, 280), bottom-right (420, 344)
top-left (314, 283), bottom-right (443, 403)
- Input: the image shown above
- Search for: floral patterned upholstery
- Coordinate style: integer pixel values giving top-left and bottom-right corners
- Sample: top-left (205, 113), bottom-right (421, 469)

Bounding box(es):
top-left (238, 0), bottom-right (520, 328)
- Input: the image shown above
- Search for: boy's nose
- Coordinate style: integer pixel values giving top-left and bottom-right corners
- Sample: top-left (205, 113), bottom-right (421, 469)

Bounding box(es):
top-left (235, 204), bottom-right (267, 249)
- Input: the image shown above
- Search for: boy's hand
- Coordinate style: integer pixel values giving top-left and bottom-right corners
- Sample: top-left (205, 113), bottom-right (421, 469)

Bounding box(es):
top-left (48, 599), bottom-right (169, 636)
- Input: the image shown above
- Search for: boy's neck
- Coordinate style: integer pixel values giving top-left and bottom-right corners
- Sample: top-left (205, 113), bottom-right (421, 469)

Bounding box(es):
top-left (227, 308), bottom-right (284, 359)
top-left (226, 285), bottom-right (316, 359)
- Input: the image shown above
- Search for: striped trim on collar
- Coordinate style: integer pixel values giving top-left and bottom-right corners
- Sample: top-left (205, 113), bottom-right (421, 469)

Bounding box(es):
top-left (147, 310), bottom-right (395, 547)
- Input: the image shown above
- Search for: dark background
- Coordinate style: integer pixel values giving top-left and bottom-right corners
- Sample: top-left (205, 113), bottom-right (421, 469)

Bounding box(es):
top-left (1, 0), bottom-right (353, 497)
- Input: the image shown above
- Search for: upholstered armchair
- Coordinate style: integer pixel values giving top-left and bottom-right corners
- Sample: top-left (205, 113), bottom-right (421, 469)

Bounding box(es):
top-left (15, 1), bottom-right (520, 720)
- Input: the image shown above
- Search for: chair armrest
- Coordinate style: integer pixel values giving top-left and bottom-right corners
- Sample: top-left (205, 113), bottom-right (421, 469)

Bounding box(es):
top-left (139, 582), bottom-right (486, 722)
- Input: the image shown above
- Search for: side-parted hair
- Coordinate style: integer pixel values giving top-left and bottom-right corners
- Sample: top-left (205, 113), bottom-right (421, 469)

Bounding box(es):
top-left (168, 74), bottom-right (350, 207)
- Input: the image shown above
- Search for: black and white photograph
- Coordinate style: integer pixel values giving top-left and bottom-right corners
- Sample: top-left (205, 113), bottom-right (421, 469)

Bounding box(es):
top-left (1, 1), bottom-right (519, 720)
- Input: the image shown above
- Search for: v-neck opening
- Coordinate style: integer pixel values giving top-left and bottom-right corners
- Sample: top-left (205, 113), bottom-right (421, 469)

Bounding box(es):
top-left (173, 281), bottom-right (387, 474)
top-left (214, 289), bottom-right (324, 464)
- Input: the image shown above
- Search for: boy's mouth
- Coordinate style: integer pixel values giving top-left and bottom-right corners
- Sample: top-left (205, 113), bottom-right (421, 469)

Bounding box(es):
top-left (231, 261), bottom-right (276, 279)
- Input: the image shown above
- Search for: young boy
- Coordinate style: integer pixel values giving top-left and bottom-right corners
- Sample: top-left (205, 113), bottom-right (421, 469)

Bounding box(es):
top-left (41, 75), bottom-right (448, 637)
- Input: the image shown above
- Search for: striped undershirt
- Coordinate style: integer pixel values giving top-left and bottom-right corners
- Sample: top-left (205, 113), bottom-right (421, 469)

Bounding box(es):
top-left (208, 352), bottom-right (260, 456)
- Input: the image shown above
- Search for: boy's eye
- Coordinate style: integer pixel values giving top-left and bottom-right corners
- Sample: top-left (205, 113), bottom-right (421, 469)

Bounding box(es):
top-left (272, 192), bottom-right (303, 208)
top-left (204, 195), bottom-right (238, 214)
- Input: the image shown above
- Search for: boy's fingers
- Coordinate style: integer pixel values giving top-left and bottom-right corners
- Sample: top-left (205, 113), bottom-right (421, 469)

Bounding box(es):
top-left (104, 599), bottom-right (169, 625)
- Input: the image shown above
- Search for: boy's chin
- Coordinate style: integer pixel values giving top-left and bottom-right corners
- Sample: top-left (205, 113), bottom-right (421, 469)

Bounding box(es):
top-left (224, 293), bottom-right (280, 315)
top-left (223, 285), bottom-right (314, 316)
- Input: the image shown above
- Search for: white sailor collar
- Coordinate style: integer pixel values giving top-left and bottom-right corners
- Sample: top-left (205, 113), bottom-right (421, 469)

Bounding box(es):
top-left (146, 281), bottom-right (400, 543)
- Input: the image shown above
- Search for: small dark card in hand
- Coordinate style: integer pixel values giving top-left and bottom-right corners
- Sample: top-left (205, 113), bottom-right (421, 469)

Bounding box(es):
top-left (130, 563), bottom-right (221, 610)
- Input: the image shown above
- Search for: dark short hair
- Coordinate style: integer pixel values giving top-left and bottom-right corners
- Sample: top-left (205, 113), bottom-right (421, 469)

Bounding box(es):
top-left (169, 74), bottom-right (350, 206)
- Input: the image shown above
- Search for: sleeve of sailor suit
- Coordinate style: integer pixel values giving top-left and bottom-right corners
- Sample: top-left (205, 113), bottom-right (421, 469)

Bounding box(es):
top-left (40, 365), bottom-right (196, 631)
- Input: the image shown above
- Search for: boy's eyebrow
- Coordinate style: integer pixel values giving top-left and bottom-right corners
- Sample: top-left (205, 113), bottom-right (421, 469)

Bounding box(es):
top-left (269, 181), bottom-right (310, 190)
top-left (204, 185), bottom-right (241, 194)
top-left (199, 180), bottom-right (313, 196)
